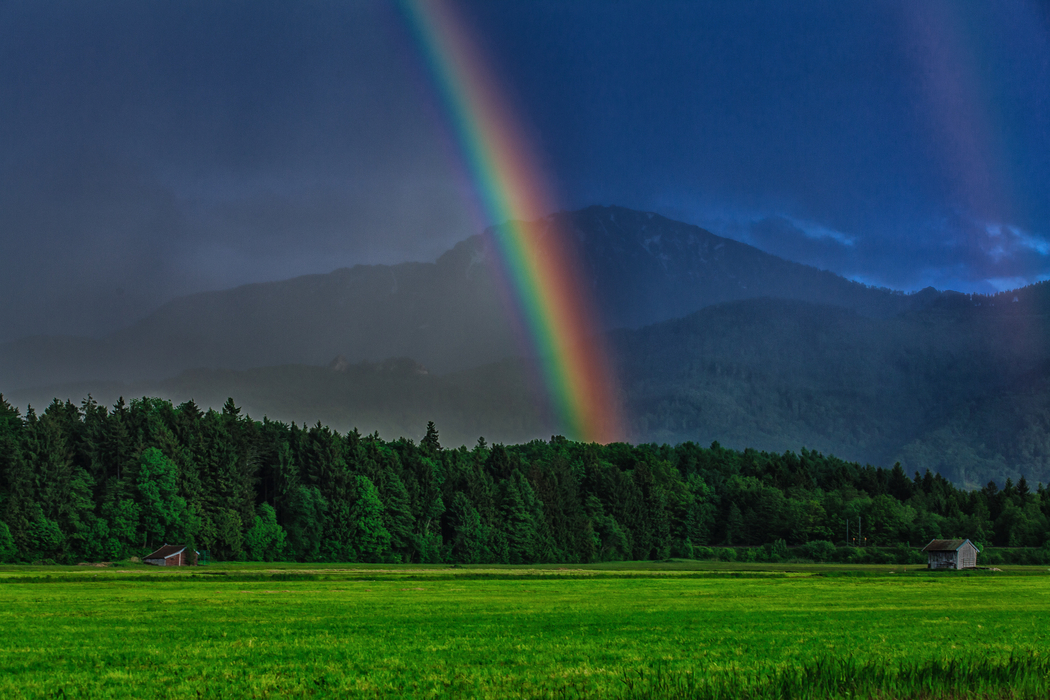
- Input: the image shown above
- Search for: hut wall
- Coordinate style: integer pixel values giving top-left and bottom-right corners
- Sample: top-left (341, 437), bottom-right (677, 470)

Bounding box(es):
top-left (958, 546), bottom-right (977, 569)
top-left (927, 551), bottom-right (959, 570)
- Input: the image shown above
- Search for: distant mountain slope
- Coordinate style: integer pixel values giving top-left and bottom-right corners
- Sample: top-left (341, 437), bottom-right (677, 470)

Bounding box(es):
top-left (613, 292), bottom-right (1050, 486)
top-left (0, 206), bottom-right (946, 390)
top-left (0, 240), bottom-right (518, 388)
top-left (543, 206), bottom-right (919, 328)
top-left (11, 285), bottom-right (1050, 487)
top-left (7, 357), bottom-right (552, 449)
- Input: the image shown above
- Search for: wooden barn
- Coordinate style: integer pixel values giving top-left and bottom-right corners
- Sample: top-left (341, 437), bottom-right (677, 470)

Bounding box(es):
top-left (144, 544), bottom-right (197, 567)
top-left (922, 539), bottom-right (978, 570)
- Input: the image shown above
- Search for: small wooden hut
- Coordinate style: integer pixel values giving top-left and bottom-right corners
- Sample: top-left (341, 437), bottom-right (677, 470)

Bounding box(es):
top-left (921, 539), bottom-right (978, 570)
top-left (144, 544), bottom-right (197, 566)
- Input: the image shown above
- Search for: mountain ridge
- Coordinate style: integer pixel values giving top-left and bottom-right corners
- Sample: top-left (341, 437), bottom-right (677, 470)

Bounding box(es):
top-left (0, 205), bottom-right (962, 391)
top-left (9, 288), bottom-right (1050, 487)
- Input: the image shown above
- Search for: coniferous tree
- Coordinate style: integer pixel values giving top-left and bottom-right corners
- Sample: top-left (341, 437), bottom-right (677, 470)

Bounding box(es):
top-left (725, 503), bottom-right (744, 546)
top-left (498, 477), bottom-right (537, 564)
top-left (347, 475), bottom-right (391, 562)
top-left (449, 492), bottom-right (484, 565)
top-left (377, 472), bottom-right (414, 562)
top-left (137, 447), bottom-right (187, 549)
top-left (0, 397), bottom-right (32, 558)
top-left (26, 404), bottom-right (93, 560)
top-left (0, 521), bottom-right (15, 563)
top-left (421, 421), bottom-right (441, 454)
top-left (285, 485), bottom-right (327, 561)
top-left (0, 391), bottom-right (1047, 564)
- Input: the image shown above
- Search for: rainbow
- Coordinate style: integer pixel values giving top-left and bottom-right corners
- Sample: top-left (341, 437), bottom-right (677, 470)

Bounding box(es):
top-left (401, 0), bottom-right (623, 443)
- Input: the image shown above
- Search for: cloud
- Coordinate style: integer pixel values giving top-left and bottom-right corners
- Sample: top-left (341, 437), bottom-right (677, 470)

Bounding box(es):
top-left (747, 216), bottom-right (855, 257)
top-left (677, 200), bottom-right (1050, 295)
top-left (0, 1), bottom-right (482, 342)
top-left (0, 1), bottom-right (1046, 341)
top-left (982, 223), bottom-right (1050, 260)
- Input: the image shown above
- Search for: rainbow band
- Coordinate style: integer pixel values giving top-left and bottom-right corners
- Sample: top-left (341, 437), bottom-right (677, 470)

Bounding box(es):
top-left (402, 0), bottom-right (623, 442)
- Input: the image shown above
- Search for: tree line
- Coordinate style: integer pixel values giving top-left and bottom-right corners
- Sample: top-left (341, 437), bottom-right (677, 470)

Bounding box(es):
top-left (1, 394), bottom-right (1048, 564)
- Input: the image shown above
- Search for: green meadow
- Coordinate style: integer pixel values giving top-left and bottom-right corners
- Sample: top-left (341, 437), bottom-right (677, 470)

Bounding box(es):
top-left (1, 563), bottom-right (1049, 699)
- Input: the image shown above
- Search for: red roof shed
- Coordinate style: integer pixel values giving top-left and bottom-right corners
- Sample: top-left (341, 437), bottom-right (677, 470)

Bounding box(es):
top-left (144, 544), bottom-right (197, 566)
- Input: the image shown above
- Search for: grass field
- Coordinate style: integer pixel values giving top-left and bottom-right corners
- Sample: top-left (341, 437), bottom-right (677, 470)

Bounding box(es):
top-left (1, 562), bottom-right (1048, 699)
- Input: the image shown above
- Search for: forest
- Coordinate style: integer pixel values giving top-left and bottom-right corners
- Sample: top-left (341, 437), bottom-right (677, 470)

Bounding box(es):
top-left (13, 284), bottom-right (1050, 492)
top-left (1, 393), bottom-right (1048, 565)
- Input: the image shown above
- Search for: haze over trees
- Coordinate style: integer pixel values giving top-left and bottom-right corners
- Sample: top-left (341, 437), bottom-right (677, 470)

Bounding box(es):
top-left (1, 394), bottom-right (1048, 565)
top-left (4, 208), bottom-right (1050, 487)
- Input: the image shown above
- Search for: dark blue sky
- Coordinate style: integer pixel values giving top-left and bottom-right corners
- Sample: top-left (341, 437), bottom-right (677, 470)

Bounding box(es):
top-left (1, 0), bottom-right (1048, 341)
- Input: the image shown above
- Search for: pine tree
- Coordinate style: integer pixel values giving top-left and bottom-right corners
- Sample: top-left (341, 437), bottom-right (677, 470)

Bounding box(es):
top-left (450, 492), bottom-right (484, 565)
top-left (725, 503), bottom-right (744, 546)
top-left (498, 478), bottom-right (537, 564)
top-left (102, 398), bottom-right (133, 490)
top-left (222, 397), bottom-right (241, 418)
top-left (25, 404), bottom-right (93, 560)
top-left (348, 475), bottom-right (391, 562)
top-left (421, 421), bottom-right (441, 453)
top-left (137, 448), bottom-right (187, 549)
top-left (378, 473), bottom-right (414, 562)
top-left (0, 521), bottom-right (16, 563)
top-left (285, 485), bottom-right (327, 561)
top-left (0, 396), bottom-right (31, 558)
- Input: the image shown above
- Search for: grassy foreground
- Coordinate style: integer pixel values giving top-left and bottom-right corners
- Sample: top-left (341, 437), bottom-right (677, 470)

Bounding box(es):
top-left (0, 562), bottom-right (1048, 698)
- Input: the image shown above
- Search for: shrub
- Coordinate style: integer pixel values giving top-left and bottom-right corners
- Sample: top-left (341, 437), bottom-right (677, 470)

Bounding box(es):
top-left (800, 540), bottom-right (835, 562)
top-left (717, 547), bottom-right (737, 562)
top-left (833, 546), bottom-right (863, 564)
top-left (672, 538), bottom-right (694, 559)
top-left (982, 549), bottom-right (1004, 565)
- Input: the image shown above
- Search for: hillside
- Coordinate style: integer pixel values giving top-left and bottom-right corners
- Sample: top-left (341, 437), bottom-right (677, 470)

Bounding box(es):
top-left (614, 291), bottom-right (1050, 486)
top-left (0, 206), bottom-right (939, 390)
top-left (6, 206), bottom-right (1050, 486)
top-left (10, 283), bottom-right (1050, 486)
top-left (6, 357), bottom-right (552, 449)
top-left (538, 206), bottom-right (923, 329)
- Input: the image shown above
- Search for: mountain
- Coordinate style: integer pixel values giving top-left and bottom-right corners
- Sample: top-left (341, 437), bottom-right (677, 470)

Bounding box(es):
top-left (6, 357), bottom-right (552, 449)
top-left (1, 206), bottom-right (941, 390)
top-left (614, 288), bottom-right (1050, 487)
top-left (545, 206), bottom-right (924, 328)
top-left (12, 282), bottom-right (1050, 487)
top-left (9, 204), bottom-right (1050, 485)
top-left (0, 244), bottom-right (518, 389)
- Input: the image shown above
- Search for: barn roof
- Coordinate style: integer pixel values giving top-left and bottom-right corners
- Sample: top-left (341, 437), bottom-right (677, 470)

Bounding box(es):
top-left (922, 539), bottom-right (975, 552)
top-left (145, 544), bottom-right (187, 559)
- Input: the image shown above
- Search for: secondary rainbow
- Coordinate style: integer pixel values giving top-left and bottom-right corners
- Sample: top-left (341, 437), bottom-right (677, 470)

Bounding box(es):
top-left (401, 0), bottom-right (623, 442)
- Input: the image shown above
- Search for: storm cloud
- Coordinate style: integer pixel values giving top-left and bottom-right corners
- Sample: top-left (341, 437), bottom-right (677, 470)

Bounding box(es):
top-left (0, 1), bottom-right (477, 341)
top-left (1, 0), bottom-right (1047, 342)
